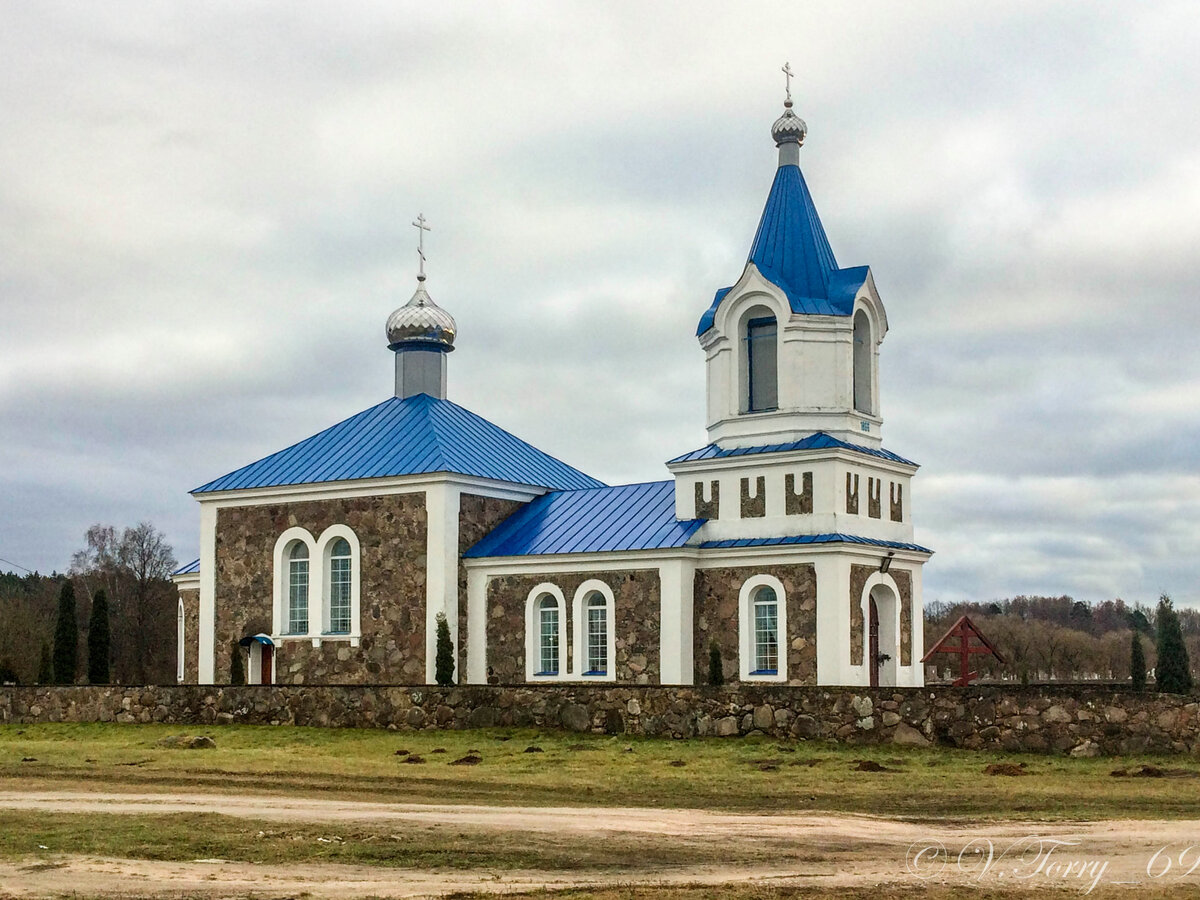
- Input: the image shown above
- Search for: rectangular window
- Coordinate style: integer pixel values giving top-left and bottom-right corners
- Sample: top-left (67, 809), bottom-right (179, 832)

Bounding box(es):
top-left (329, 557), bottom-right (352, 634)
top-left (754, 601), bottom-right (778, 674)
top-left (288, 560), bottom-right (309, 634)
top-left (746, 317), bottom-right (778, 412)
top-left (587, 606), bottom-right (607, 675)
top-left (539, 608), bottom-right (559, 675)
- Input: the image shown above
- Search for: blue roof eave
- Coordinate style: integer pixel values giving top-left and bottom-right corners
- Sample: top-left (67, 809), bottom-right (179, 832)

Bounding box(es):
top-left (668, 432), bottom-right (917, 468)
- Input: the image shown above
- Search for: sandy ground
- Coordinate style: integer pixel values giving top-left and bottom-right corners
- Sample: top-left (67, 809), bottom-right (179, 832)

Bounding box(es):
top-left (1, 790), bottom-right (1197, 897)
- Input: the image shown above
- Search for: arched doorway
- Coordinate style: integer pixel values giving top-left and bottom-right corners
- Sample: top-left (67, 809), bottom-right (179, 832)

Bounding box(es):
top-left (868, 584), bottom-right (899, 687)
top-left (239, 634), bottom-right (275, 685)
top-left (868, 597), bottom-right (880, 688)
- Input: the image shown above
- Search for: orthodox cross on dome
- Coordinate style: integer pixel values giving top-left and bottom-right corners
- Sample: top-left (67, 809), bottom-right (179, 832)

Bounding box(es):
top-left (412, 213), bottom-right (431, 281)
top-left (781, 62), bottom-right (794, 105)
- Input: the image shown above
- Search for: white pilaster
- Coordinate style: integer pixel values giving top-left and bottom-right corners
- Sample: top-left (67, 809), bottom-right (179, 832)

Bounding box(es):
top-left (198, 503), bottom-right (217, 684)
top-left (424, 484), bottom-right (461, 684)
top-left (658, 558), bottom-right (696, 684)
top-left (466, 569), bottom-right (489, 684)
top-left (814, 554), bottom-right (850, 685)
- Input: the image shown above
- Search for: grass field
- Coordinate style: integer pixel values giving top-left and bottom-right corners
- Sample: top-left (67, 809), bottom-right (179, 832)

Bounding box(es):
top-left (3, 721), bottom-right (1199, 820)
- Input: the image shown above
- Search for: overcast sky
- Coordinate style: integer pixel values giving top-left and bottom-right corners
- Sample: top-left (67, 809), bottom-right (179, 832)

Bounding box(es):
top-left (1, 2), bottom-right (1198, 608)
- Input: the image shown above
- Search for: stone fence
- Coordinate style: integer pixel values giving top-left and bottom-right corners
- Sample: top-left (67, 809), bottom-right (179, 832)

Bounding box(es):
top-left (2, 683), bottom-right (1197, 757)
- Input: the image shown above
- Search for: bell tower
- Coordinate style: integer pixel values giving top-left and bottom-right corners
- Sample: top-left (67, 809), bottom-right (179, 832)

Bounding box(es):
top-left (694, 91), bottom-right (887, 450)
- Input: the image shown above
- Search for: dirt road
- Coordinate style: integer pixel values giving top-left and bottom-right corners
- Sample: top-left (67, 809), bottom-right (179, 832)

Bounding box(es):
top-left (1, 790), bottom-right (1196, 897)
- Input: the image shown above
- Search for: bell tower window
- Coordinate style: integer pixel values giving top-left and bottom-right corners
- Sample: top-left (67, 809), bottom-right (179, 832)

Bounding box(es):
top-left (745, 314), bottom-right (778, 413)
top-left (853, 309), bottom-right (873, 415)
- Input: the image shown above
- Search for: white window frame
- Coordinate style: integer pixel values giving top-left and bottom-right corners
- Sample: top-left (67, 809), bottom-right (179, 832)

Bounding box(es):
top-left (524, 583), bottom-right (568, 681)
top-left (177, 598), bottom-right (185, 683)
top-left (272, 527), bottom-right (316, 640)
top-left (316, 524), bottom-right (361, 643)
top-left (572, 579), bottom-right (616, 681)
top-left (738, 573), bottom-right (787, 683)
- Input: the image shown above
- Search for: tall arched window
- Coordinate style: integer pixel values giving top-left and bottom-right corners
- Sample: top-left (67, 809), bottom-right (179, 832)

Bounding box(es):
top-left (585, 591), bottom-right (608, 676)
top-left (752, 586), bottom-right (779, 674)
top-left (328, 538), bottom-right (351, 634)
top-left (537, 594), bottom-right (560, 676)
top-left (287, 542), bottom-right (309, 634)
top-left (853, 309), bottom-right (872, 414)
top-left (177, 598), bottom-right (185, 683)
top-left (745, 314), bottom-right (778, 412)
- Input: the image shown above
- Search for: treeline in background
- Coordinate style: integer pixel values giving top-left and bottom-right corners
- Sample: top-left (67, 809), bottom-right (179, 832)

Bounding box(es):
top-left (0, 523), bottom-right (177, 685)
top-left (925, 594), bottom-right (1199, 686)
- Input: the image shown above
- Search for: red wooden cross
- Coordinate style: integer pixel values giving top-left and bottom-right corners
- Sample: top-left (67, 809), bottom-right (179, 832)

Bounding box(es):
top-left (920, 615), bottom-right (1006, 686)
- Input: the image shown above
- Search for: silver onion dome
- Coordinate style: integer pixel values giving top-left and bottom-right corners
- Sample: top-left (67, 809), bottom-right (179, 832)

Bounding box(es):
top-left (771, 100), bottom-right (807, 147)
top-left (386, 280), bottom-right (457, 351)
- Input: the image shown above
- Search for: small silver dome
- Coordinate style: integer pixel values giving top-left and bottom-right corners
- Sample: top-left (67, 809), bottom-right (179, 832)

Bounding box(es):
top-left (386, 281), bottom-right (457, 351)
top-left (771, 101), bottom-right (807, 147)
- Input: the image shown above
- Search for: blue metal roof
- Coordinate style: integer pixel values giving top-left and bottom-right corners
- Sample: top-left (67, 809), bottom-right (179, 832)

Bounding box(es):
top-left (193, 393), bottom-right (604, 494)
top-left (697, 163), bottom-right (870, 335)
top-left (699, 534), bottom-right (932, 554)
top-left (173, 559), bottom-right (200, 576)
top-left (465, 481), bottom-right (703, 558)
top-left (668, 432), bottom-right (917, 467)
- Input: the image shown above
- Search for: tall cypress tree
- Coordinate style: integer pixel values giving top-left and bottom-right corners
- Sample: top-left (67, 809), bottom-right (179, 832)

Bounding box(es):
top-left (434, 612), bottom-right (455, 686)
top-left (1155, 595), bottom-right (1193, 694)
top-left (87, 589), bottom-right (111, 684)
top-left (230, 643), bottom-right (246, 685)
top-left (37, 642), bottom-right (52, 684)
top-left (708, 641), bottom-right (725, 686)
top-left (52, 580), bottom-right (78, 685)
top-left (1130, 630), bottom-right (1146, 692)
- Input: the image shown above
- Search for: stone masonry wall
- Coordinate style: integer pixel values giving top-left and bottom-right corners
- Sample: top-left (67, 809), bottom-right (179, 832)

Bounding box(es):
top-left (4, 683), bottom-right (1198, 757)
top-left (485, 570), bottom-right (660, 683)
top-left (456, 494), bottom-right (525, 681)
top-left (214, 493), bottom-right (427, 685)
top-left (693, 564), bottom-right (817, 686)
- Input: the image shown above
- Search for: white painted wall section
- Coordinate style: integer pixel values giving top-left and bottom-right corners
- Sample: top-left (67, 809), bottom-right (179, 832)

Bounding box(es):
top-left (658, 558), bottom-right (695, 684)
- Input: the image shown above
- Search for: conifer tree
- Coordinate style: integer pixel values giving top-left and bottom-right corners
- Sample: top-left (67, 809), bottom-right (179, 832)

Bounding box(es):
top-left (1130, 629), bottom-right (1146, 692)
top-left (708, 641), bottom-right (725, 686)
top-left (37, 642), bottom-right (52, 684)
top-left (52, 581), bottom-right (78, 684)
top-left (434, 612), bottom-right (455, 686)
top-left (1155, 594), bottom-right (1193, 694)
top-left (87, 589), bottom-right (111, 684)
top-left (230, 644), bottom-right (246, 685)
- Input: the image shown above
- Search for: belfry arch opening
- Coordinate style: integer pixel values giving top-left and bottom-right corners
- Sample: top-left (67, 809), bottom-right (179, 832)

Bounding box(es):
top-left (740, 305), bottom-right (778, 414)
top-left (853, 309), bottom-right (873, 415)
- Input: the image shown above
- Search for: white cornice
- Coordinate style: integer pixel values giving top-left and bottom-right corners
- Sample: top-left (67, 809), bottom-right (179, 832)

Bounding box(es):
top-left (192, 472), bottom-right (547, 508)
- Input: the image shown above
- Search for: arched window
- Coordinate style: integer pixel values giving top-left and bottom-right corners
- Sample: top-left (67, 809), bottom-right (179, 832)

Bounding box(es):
top-left (853, 309), bottom-right (872, 414)
top-left (328, 538), bottom-right (352, 635)
top-left (752, 586), bottom-right (779, 674)
top-left (537, 595), bottom-right (560, 676)
top-left (585, 592), bottom-right (608, 676)
top-left (287, 542), bottom-right (309, 634)
top-left (177, 598), bottom-right (185, 683)
top-left (738, 574), bottom-right (788, 682)
top-left (745, 314), bottom-right (778, 413)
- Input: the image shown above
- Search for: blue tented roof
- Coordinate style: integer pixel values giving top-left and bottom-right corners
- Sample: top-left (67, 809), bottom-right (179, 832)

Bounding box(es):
top-left (669, 432), bottom-right (917, 467)
top-left (699, 534), bottom-right (932, 554)
top-left (173, 559), bottom-right (200, 576)
top-left (465, 481), bottom-right (702, 558)
top-left (697, 163), bottom-right (870, 335)
top-left (193, 393), bottom-right (604, 494)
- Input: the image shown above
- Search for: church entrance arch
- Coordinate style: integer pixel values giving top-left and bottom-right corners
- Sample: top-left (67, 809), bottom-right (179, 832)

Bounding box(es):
top-left (239, 634), bottom-right (275, 685)
top-left (868, 584), bottom-right (898, 687)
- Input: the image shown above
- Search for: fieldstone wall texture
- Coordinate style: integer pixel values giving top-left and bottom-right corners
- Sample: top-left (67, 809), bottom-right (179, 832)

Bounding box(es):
top-left (893, 569), bottom-right (913, 667)
top-left (179, 588), bottom-right (199, 684)
top-left (740, 476), bottom-right (766, 518)
top-left (4, 684), bottom-right (1198, 757)
top-left (694, 480), bottom-right (719, 520)
top-left (693, 564), bottom-right (817, 686)
top-left (485, 570), bottom-right (661, 683)
top-left (214, 493), bottom-right (427, 685)
top-left (784, 472), bottom-right (813, 515)
top-left (456, 494), bottom-right (525, 681)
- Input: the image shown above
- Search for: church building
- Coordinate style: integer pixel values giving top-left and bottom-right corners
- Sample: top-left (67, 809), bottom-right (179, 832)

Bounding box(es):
top-left (172, 87), bottom-right (932, 689)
